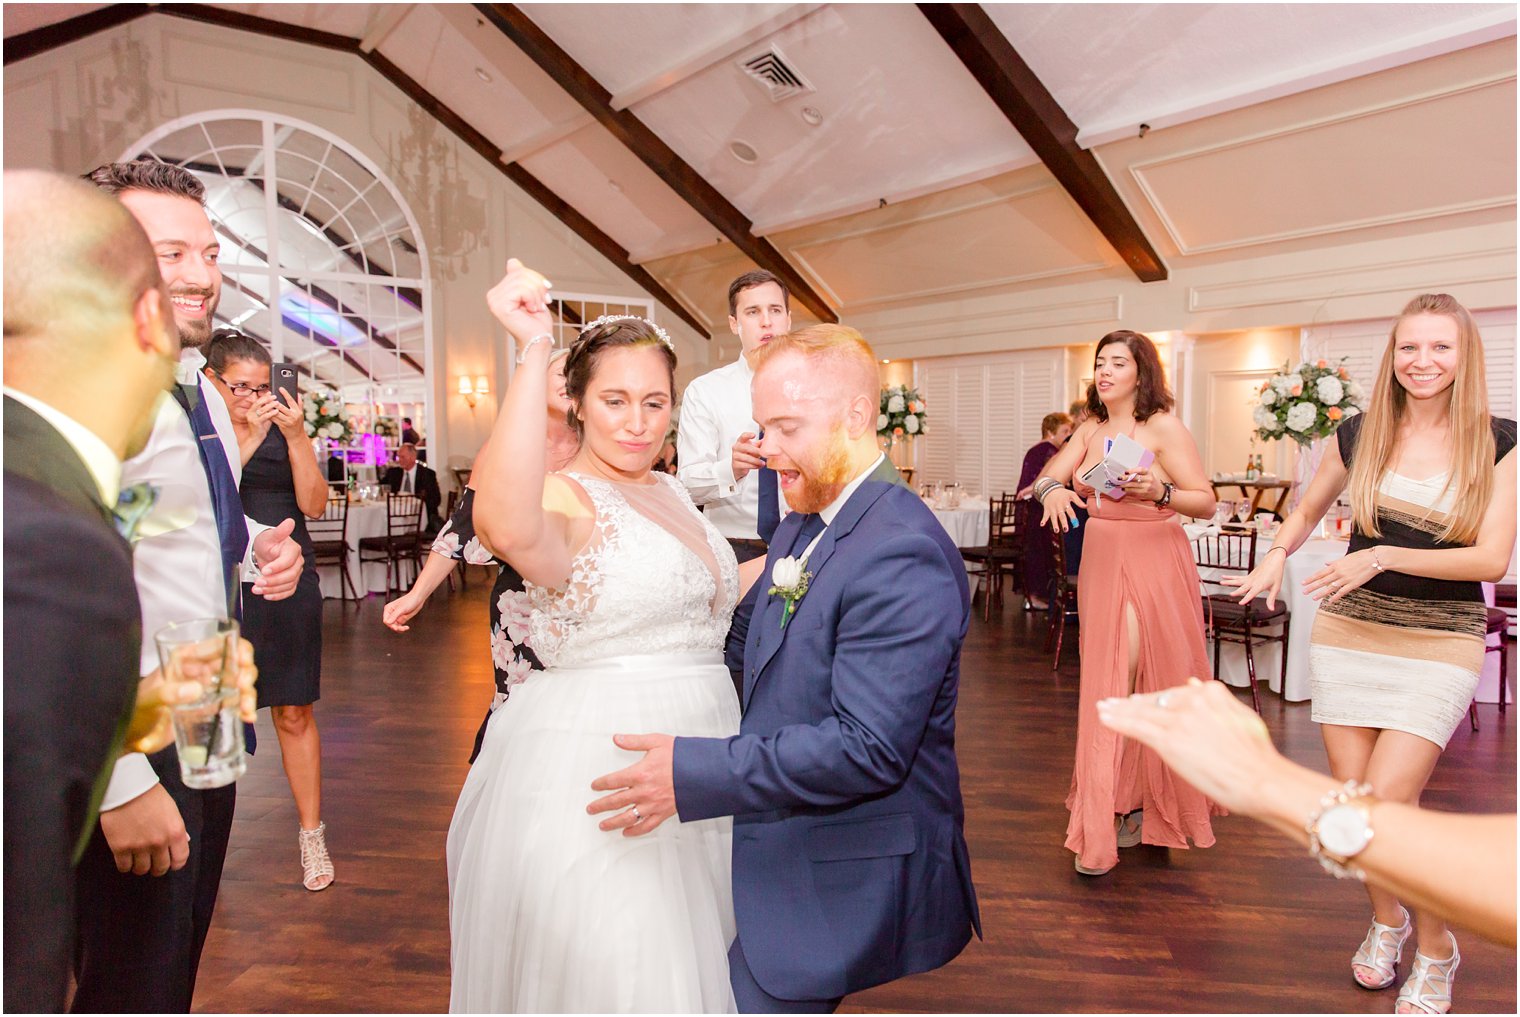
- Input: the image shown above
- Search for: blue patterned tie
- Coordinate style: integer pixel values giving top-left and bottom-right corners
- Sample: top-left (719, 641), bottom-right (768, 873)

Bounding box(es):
top-left (756, 430), bottom-right (780, 544)
top-left (171, 382), bottom-right (249, 604)
top-left (170, 380), bottom-right (256, 754)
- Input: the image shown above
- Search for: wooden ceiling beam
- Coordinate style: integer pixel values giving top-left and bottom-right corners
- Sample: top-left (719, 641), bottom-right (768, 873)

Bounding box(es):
top-left (473, 2), bottom-right (839, 323)
top-left (3, 3), bottom-right (712, 338)
top-left (917, 3), bottom-right (1167, 283)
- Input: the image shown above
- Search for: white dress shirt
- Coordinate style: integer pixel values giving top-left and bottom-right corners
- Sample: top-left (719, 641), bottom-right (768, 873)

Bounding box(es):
top-left (100, 349), bottom-right (268, 811)
top-left (2, 387), bottom-right (122, 507)
top-left (819, 454), bottom-right (888, 527)
top-left (677, 357), bottom-right (763, 540)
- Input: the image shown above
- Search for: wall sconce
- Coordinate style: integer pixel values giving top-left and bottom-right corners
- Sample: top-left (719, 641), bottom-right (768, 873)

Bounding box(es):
top-left (458, 374), bottom-right (490, 409)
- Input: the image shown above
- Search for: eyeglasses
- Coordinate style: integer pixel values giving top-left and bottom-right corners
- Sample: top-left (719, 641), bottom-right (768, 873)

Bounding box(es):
top-left (213, 372), bottom-right (271, 398)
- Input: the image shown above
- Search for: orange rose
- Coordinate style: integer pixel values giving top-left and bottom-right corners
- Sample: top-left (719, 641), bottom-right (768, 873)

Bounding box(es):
top-left (1337, 367), bottom-right (1349, 380)
top-left (1327, 406), bottom-right (1343, 421)
top-left (1316, 359), bottom-right (1328, 369)
top-left (1291, 385), bottom-right (1302, 396)
top-left (894, 426), bottom-right (904, 436)
top-left (1259, 382), bottom-right (1270, 393)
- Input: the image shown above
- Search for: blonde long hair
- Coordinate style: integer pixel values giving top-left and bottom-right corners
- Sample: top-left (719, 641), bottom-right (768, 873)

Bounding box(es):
top-left (1347, 293), bottom-right (1494, 545)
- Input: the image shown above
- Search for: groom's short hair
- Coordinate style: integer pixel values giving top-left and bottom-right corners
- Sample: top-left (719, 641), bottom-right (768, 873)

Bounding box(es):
top-left (754, 324), bottom-right (878, 404)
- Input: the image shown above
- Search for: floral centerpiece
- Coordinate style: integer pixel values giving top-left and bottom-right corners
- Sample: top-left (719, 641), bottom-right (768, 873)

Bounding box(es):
top-left (1252, 358), bottom-right (1366, 447)
top-left (373, 415), bottom-right (399, 441)
top-left (878, 384), bottom-right (927, 449)
top-left (303, 390), bottom-right (353, 444)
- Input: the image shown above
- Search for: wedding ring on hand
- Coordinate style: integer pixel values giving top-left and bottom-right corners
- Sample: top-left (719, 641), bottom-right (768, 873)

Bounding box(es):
top-left (1157, 692), bottom-right (1174, 709)
top-left (630, 805), bottom-right (643, 822)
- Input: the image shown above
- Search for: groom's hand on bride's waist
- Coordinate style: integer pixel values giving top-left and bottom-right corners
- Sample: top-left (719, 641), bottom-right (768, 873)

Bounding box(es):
top-left (588, 733), bottom-right (677, 837)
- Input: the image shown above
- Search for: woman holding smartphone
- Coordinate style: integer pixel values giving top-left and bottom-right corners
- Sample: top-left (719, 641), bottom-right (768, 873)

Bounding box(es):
top-left (204, 330), bottom-right (334, 891)
top-left (1226, 294), bottom-right (1516, 1013)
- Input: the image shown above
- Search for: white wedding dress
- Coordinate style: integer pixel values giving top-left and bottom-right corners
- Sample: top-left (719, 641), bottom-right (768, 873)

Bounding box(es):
top-left (447, 472), bottom-right (740, 1013)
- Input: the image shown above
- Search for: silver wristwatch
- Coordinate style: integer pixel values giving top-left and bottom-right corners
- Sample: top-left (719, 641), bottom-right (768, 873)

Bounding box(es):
top-left (1306, 780), bottom-right (1375, 880)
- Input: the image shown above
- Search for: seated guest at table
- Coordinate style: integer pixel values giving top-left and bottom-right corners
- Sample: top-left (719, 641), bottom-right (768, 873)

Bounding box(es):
top-left (382, 442), bottom-right (442, 530)
top-left (400, 415), bottom-right (420, 446)
top-left (1226, 294), bottom-right (1516, 1014)
top-left (1034, 330), bottom-right (1218, 877)
top-left (1016, 412), bottom-right (1073, 609)
top-left (326, 453), bottom-right (346, 484)
top-left (204, 329), bottom-right (335, 892)
top-left (383, 349), bottom-right (578, 762)
top-left (1098, 679), bottom-right (1516, 949)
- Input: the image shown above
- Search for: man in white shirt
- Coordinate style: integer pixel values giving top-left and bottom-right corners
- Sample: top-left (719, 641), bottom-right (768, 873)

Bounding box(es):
top-left (73, 160), bottom-right (305, 1013)
top-left (677, 270), bottom-right (792, 562)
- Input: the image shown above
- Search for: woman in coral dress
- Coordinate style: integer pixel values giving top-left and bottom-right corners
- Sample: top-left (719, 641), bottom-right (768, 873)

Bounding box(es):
top-left (1033, 330), bottom-right (1222, 875)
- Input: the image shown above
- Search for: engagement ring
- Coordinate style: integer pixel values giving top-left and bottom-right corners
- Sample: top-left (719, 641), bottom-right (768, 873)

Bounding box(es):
top-left (1157, 692), bottom-right (1174, 709)
top-left (631, 806), bottom-right (643, 822)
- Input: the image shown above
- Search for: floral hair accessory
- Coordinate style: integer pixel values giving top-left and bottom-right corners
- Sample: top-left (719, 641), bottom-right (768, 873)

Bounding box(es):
top-left (580, 314), bottom-right (674, 352)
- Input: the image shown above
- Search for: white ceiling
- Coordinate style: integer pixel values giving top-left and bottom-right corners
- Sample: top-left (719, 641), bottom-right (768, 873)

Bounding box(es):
top-left (5, 2), bottom-right (1515, 333)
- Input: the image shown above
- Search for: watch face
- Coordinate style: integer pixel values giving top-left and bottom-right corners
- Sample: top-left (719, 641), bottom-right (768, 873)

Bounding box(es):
top-left (1320, 803), bottom-right (1371, 857)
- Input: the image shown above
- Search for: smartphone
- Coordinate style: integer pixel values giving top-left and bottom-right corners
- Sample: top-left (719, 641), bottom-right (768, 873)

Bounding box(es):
top-left (272, 362), bottom-right (299, 406)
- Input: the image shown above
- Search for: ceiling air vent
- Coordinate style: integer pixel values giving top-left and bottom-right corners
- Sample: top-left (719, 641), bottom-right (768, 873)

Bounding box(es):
top-left (738, 47), bottom-right (814, 103)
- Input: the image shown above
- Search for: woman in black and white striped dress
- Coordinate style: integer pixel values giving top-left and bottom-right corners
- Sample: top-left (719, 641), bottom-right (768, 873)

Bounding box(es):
top-left (1228, 293), bottom-right (1516, 1015)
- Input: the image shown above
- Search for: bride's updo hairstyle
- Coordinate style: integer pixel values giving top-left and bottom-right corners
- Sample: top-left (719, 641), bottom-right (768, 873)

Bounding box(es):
top-left (562, 317), bottom-right (677, 436)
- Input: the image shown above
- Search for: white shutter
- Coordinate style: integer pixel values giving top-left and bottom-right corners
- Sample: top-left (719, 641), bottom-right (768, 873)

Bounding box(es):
top-left (917, 365), bottom-right (955, 485)
top-left (910, 348), bottom-right (1066, 495)
top-left (1475, 309), bottom-right (1516, 419)
top-left (953, 369), bottom-right (985, 492)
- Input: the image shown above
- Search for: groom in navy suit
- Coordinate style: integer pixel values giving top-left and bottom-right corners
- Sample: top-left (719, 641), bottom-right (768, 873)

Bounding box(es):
top-left (590, 324), bottom-right (979, 1012)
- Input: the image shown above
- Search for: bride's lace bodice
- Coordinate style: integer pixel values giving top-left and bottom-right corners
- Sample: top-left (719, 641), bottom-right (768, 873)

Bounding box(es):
top-left (523, 472), bottom-right (740, 669)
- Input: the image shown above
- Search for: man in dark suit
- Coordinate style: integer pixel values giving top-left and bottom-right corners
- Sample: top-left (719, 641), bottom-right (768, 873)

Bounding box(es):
top-left (2, 171), bottom-right (183, 1012)
top-left (590, 325), bottom-right (979, 1012)
top-left (382, 441), bottom-right (442, 530)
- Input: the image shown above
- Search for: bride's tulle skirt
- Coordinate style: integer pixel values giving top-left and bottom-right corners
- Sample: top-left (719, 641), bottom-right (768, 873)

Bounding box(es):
top-left (447, 651), bottom-right (740, 1013)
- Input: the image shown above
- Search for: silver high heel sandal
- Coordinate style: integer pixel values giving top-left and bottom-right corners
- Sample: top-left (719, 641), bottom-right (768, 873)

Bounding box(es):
top-left (298, 822), bottom-right (335, 892)
top-left (1352, 906), bottom-right (1411, 990)
top-left (1395, 932), bottom-right (1459, 1014)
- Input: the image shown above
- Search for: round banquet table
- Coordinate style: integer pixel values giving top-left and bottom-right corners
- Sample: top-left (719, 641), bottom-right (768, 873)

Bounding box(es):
top-left (317, 500), bottom-right (414, 599)
top-left (927, 501), bottom-right (990, 549)
top-left (1192, 531), bottom-right (1347, 702)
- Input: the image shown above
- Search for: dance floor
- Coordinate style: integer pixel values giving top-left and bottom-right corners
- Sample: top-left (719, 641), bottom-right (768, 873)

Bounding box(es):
top-left (194, 576), bottom-right (1517, 1013)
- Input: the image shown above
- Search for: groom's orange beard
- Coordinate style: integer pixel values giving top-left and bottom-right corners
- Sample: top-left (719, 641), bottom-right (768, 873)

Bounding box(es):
top-left (779, 424), bottom-right (854, 514)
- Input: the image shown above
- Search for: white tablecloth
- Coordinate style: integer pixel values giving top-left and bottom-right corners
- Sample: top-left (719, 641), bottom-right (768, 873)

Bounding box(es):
top-left (928, 503), bottom-right (990, 548)
top-left (317, 501), bottom-right (417, 598)
top-left (1193, 533), bottom-right (1347, 702)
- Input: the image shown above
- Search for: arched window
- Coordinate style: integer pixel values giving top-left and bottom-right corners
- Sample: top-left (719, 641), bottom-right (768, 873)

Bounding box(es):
top-left (123, 110), bottom-right (433, 460)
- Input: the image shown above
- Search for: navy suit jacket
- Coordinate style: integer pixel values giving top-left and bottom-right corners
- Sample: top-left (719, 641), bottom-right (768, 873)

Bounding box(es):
top-left (673, 459), bottom-right (980, 1001)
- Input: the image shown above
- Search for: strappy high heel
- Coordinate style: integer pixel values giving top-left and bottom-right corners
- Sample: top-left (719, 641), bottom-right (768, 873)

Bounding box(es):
top-left (1395, 932), bottom-right (1459, 1014)
top-left (1353, 907), bottom-right (1411, 989)
top-left (298, 822), bottom-right (335, 892)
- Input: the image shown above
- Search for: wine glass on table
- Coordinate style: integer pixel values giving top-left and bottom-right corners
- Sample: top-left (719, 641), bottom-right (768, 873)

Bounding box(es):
top-left (1234, 499), bottom-right (1254, 526)
top-left (1210, 500), bottom-right (1233, 529)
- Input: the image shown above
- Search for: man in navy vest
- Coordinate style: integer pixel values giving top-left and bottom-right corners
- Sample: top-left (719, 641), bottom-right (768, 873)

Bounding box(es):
top-left (591, 324), bottom-right (980, 1012)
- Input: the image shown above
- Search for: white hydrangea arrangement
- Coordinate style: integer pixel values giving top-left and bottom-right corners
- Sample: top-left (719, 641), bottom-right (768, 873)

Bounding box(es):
top-left (1252, 358), bottom-right (1365, 446)
top-left (878, 384), bottom-right (927, 449)
top-left (303, 390), bottom-right (353, 444)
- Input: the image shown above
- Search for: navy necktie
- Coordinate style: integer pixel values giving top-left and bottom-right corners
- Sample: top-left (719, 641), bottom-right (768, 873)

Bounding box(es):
top-left (170, 382), bottom-right (249, 612)
top-left (791, 512), bottom-right (826, 557)
top-left (757, 445), bottom-right (780, 545)
top-left (171, 381), bottom-right (257, 755)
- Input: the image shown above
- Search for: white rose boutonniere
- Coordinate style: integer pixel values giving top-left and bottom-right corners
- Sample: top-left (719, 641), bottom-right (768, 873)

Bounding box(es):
top-left (767, 555), bottom-right (812, 630)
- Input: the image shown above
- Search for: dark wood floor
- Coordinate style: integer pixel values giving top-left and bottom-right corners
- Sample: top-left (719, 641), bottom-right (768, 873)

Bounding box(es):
top-left (194, 576), bottom-right (1517, 1013)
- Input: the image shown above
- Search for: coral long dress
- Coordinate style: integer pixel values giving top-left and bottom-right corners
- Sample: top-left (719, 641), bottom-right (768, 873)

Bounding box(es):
top-left (1063, 439), bottom-right (1221, 873)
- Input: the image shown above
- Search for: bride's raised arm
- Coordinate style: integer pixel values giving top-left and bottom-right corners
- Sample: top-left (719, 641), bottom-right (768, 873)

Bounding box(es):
top-left (473, 259), bottom-right (590, 589)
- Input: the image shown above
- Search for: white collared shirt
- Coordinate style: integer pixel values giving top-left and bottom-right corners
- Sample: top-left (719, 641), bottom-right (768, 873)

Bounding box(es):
top-left (101, 349), bottom-right (268, 811)
top-left (677, 357), bottom-right (763, 539)
top-left (2, 387), bottom-right (122, 506)
top-left (819, 454), bottom-right (887, 527)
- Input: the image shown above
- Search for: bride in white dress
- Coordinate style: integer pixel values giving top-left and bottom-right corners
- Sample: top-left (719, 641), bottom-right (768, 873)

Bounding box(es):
top-left (448, 260), bottom-right (750, 1013)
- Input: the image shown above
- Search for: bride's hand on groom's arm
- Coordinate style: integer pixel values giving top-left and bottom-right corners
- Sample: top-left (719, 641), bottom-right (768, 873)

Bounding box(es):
top-left (588, 733), bottom-right (677, 837)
